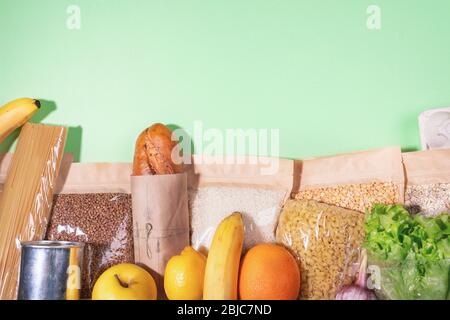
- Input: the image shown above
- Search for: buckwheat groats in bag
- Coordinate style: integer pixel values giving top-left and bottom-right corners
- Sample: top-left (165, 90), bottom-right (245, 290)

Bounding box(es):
top-left (46, 163), bottom-right (134, 298)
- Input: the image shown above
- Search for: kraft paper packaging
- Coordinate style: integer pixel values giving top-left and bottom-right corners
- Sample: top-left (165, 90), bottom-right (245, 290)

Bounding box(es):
top-left (131, 173), bottom-right (190, 299)
top-left (402, 149), bottom-right (450, 185)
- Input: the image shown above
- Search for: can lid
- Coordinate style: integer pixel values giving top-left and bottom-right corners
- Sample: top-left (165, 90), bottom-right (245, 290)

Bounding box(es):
top-left (20, 240), bottom-right (85, 249)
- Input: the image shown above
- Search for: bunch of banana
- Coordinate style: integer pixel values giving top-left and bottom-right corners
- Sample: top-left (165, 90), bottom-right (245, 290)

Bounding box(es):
top-left (0, 98), bottom-right (40, 143)
top-left (203, 212), bottom-right (244, 300)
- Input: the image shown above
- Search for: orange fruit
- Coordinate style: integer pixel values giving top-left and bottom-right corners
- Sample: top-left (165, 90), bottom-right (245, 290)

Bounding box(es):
top-left (238, 244), bottom-right (300, 300)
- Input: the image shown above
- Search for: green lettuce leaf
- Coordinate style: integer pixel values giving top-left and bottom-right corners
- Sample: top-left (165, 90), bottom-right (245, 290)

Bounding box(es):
top-left (364, 204), bottom-right (450, 300)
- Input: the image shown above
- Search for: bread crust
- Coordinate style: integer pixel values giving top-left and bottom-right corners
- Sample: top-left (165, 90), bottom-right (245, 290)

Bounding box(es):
top-left (132, 123), bottom-right (183, 175)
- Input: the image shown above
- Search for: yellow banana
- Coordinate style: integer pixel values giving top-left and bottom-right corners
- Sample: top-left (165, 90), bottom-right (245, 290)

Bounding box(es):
top-left (203, 212), bottom-right (244, 300)
top-left (0, 98), bottom-right (40, 143)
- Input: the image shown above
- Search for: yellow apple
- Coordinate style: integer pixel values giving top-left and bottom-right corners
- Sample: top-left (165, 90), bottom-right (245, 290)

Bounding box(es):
top-left (92, 263), bottom-right (157, 300)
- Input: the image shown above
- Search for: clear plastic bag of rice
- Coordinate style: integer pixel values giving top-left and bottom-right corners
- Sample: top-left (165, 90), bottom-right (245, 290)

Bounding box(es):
top-left (189, 185), bottom-right (288, 251)
top-left (276, 199), bottom-right (365, 300)
top-left (186, 156), bottom-right (293, 252)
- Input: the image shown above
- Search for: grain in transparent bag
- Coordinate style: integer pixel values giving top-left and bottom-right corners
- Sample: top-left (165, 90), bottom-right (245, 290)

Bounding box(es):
top-left (403, 149), bottom-right (450, 216)
top-left (46, 163), bottom-right (134, 298)
top-left (293, 146), bottom-right (404, 212)
top-left (186, 155), bottom-right (294, 252)
top-left (276, 199), bottom-right (365, 300)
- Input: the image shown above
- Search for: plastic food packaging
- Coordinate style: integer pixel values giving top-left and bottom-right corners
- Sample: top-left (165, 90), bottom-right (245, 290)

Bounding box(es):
top-left (47, 193), bottom-right (133, 298)
top-left (419, 107), bottom-right (450, 150)
top-left (45, 163), bottom-right (134, 298)
top-left (293, 146), bottom-right (404, 212)
top-left (0, 153), bottom-right (13, 187)
top-left (276, 199), bottom-right (365, 300)
top-left (186, 155), bottom-right (293, 252)
top-left (403, 149), bottom-right (450, 216)
top-left (364, 204), bottom-right (449, 300)
top-left (0, 124), bottom-right (68, 300)
top-left (131, 173), bottom-right (190, 300)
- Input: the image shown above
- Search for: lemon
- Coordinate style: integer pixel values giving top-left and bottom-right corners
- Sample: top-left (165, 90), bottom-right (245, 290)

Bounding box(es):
top-left (164, 246), bottom-right (206, 300)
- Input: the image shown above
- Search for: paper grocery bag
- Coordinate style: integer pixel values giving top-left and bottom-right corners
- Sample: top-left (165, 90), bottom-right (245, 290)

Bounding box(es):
top-left (131, 173), bottom-right (189, 299)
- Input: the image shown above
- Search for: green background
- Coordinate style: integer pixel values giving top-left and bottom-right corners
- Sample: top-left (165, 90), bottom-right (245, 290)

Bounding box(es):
top-left (1, 0), bottom-right (449, 162)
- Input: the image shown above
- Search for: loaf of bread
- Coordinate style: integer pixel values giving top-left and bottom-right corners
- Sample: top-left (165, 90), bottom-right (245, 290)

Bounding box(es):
top-left (133, 123), bottom-right (183, 175)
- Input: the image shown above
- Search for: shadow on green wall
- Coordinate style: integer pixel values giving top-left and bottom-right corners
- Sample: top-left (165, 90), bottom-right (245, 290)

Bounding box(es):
top-left (31, 99), bottom-right (57, 123)
top-left (0, 128), bottom-right (20, 153)
top-left (65, 126), bottom-right (82, 162)
top-left (401, 147), bottom-right (419, 153)
top-left (0, 100), bottom-right (83, 162)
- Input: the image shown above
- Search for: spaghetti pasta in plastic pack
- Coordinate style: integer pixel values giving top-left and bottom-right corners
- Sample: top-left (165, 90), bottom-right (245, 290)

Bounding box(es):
top-left (276, 199), bottom-right (365, 300)
top-left (0, 124), bottom-right (67, 300)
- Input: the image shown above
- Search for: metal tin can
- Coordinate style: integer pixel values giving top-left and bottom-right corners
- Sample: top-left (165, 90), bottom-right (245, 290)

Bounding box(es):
top-left (18, 240), bottom-right (84, 300)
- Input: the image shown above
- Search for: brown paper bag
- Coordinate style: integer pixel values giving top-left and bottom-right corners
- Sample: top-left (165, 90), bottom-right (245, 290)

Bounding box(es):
top-left (403, 149), bottom-right (450, 216)
top-left (54, 162), bottom-right (132, 194)
top-left (293, 146), bottom-right (404, 212)
top-left (131, 173), bottom-right (189, 299)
